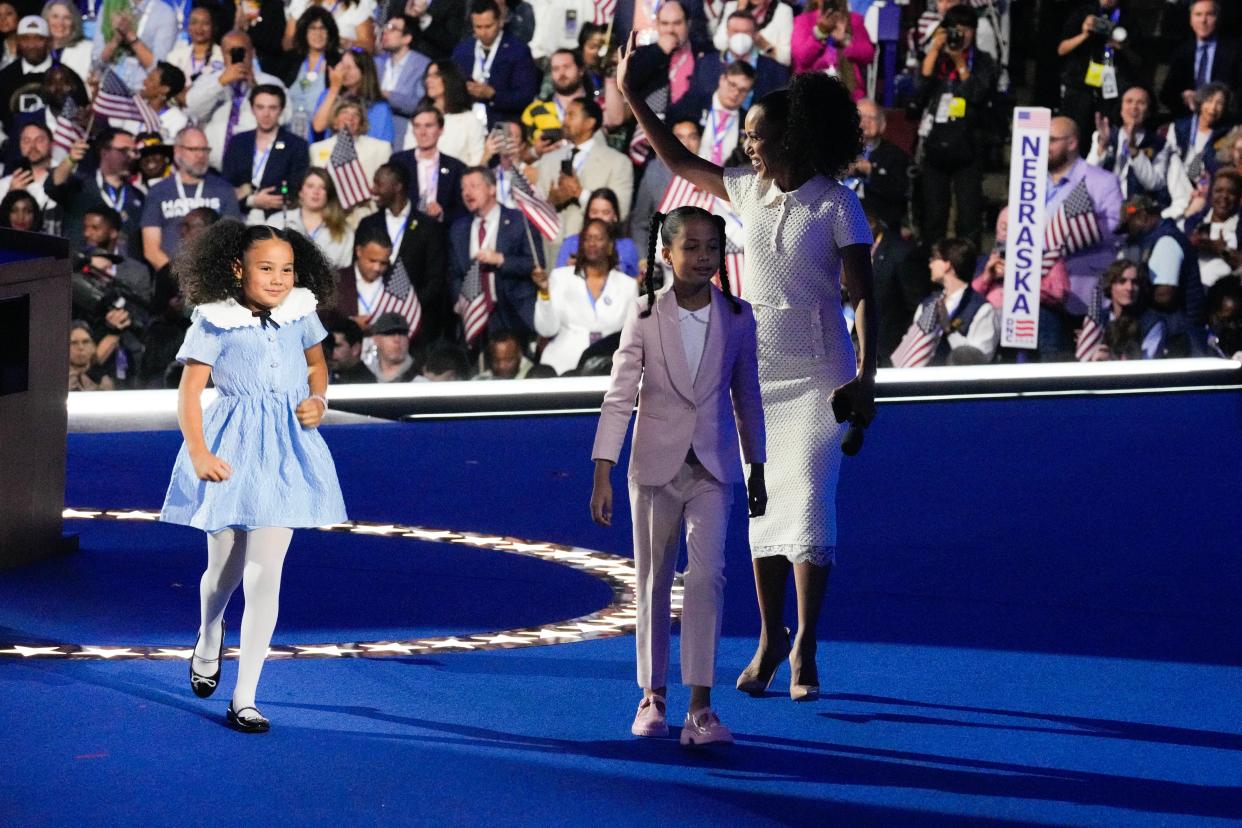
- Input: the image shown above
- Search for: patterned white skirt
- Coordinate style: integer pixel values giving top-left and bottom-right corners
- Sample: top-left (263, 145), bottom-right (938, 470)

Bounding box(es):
top-left (747, 305), bottom-right (856, 567)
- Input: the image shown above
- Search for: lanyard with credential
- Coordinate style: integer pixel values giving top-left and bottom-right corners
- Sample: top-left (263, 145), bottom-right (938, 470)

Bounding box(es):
top-left (473, 35), bottom-right (502, 82)
top-left (388, 213), bottom-right (408, 257)
top-left (175, 175), bottom-right (204, 204)
top-left (252, 142), bottom-right (274, 187)
top-left (97, 171), bottom-right (127, 213)
top-left (708, 106), bottom-right (736, 160)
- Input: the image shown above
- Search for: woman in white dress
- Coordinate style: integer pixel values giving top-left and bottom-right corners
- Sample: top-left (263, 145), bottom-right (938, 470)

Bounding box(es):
top-left (269, 168), bottom-right (353, 269)
top-left (618, 37), bottom-right (878, 702)
top-left (533, 218), bottom-right (638, 374)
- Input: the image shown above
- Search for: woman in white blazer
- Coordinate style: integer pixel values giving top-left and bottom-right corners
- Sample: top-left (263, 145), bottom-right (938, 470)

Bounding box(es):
top-left (534, 218), bottom-right (638, 375)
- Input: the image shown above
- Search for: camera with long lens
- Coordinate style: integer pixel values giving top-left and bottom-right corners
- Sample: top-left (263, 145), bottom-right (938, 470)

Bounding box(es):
top-left (70, 252), bottom-right (151, 335)
top-left (945, 27), bottom-right (966, 51)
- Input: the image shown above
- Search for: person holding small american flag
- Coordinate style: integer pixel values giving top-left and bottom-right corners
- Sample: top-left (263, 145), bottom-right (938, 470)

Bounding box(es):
top-left (354, 161), bottom-right (452, 347)
top-left (450, 165), bottom-right (542, 345)
top-left (1084, 259), bottom-right (1166, 361)
top-left (910, 237), bottom-right (999, 364)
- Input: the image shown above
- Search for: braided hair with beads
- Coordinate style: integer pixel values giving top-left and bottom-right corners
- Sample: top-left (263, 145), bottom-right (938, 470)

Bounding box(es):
top-left (641, 206), bottom-right (741, 318)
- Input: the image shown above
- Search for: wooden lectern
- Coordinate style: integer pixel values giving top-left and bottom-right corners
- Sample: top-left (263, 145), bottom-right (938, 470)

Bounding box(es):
top-left (0, 229), bottom-right (71, 568)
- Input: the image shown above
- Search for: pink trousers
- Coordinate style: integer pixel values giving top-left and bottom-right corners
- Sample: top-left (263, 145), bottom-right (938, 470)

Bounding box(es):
top-left (629, 461), bottom-right (733, 689)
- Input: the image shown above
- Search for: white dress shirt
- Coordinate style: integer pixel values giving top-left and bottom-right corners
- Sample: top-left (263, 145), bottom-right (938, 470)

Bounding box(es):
top-left (678, 304), bottom-right (711, 382)
top-left (384, 199), bottom-right (413, 261)
top-left (355, 265), bottom-right (384, 317)
top-left (469, 203), bottom-right (502, 258)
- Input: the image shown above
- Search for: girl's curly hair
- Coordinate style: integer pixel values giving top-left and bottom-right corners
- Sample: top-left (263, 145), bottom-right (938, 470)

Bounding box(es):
top-left (174, 220), bottom-right (338, 308)
top-left (757, 72), bottom-right (861, 180)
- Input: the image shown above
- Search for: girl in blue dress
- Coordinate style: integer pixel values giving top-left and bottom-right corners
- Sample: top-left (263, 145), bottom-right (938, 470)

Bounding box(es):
top-left (161, 220), bottom-right (347, 733)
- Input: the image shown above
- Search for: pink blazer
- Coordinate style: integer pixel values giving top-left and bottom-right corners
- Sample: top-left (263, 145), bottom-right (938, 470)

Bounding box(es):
top-left (592, 284), bottom-right (766, 487)
top-left (791, 10), bottom-right (875, 101)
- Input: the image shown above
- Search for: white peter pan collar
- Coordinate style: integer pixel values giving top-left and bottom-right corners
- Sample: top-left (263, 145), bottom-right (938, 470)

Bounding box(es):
top-left (195, 287), bottom-right (318, 329)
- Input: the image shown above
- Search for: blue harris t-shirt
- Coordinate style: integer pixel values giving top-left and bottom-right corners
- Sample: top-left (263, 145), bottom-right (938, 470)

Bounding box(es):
top-left (140, 172), bottom-right (243, 260)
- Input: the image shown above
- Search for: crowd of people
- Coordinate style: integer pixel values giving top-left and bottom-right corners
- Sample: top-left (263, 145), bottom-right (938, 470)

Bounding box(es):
top-left (12, 0), bottom-right (1238, 390)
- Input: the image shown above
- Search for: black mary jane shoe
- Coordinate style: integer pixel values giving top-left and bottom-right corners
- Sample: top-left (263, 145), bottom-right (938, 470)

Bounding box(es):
top-left (227, 704), bottom-right (271, 733)
top-left (189, 621), bottom-right (225, 699)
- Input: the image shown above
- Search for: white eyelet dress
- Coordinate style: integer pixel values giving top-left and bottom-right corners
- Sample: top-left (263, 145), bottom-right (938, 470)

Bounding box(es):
top-left (722, 168), bottom-right (872, 566)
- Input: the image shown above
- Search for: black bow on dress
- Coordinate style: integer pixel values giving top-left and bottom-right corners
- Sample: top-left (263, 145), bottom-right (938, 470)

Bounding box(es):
top-left (252, 309), bottom-right (281, 329)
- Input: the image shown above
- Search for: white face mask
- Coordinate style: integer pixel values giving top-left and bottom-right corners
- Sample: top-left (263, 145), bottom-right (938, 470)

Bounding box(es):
top-left (727, 32), bottom-right (753, 57)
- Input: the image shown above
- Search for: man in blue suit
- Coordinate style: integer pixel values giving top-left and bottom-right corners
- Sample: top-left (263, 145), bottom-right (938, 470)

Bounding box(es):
top-left (449, 166), bottom-right (542, 343)
top-left (452, 0), bottom-right (540, 127)
top-left (220, 85), bottom-right (309, 223)
top-left (390, 105), bottom-right (468, 227)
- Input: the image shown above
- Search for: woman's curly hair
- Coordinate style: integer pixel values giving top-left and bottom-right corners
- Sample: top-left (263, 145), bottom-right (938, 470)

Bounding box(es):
top-left (174, 220), bottom-right (338, 308)
top-left (757, 73), bottom-right (861, 180)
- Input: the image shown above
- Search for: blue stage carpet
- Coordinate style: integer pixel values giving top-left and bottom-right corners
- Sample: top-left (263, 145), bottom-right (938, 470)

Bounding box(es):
top-left (3, 392), bottom-right (1242, 826)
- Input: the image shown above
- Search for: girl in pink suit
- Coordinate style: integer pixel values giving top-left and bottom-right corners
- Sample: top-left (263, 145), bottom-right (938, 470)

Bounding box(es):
top-left (591, 207), bottom-right (768, 748)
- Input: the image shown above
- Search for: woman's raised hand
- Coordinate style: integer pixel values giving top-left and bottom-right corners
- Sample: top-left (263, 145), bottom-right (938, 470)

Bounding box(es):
top-left (615, 30), bottom-right (639, 100)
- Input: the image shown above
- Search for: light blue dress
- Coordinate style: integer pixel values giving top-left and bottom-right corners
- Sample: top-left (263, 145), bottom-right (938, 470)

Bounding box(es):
top-left (160, 287), bottom-right (348, 533)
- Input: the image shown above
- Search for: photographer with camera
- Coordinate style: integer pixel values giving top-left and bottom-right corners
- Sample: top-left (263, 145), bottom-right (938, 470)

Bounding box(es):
top-left (916, 5), bottom-right (998, 249)
top-left (1056, 0), bottom-right (1140, 154)
top-left (70, 222), bottom-right (152, 388)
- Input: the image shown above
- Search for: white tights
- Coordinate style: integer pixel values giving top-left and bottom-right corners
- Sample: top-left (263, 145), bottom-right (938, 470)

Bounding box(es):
top-left (191, 527), bottom-right (292, 711)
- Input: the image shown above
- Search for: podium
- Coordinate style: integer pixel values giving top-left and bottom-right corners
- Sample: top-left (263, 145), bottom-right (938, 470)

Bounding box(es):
top-left (0, 229), bottom-right (71, 568)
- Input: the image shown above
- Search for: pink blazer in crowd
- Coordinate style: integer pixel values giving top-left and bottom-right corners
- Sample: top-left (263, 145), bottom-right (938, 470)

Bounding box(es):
top-left (592, 284), bottom-right (766, 488)
top-left (791, 10), bottom-right (875, 101)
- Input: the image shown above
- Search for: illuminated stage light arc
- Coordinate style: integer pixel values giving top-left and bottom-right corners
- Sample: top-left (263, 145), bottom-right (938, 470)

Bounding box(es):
top-left (0, 509), bottom-right (684, 661)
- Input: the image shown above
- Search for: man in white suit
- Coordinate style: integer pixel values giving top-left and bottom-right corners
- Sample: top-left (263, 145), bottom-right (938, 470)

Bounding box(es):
top-left (309, 100), bottom-right (393, 223)
top-left (184, 30), bottom-right (288, 171)
top-left (535, 97), bottom-right (633, 261)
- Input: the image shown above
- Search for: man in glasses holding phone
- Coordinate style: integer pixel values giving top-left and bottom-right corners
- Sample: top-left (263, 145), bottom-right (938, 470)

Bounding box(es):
top-left (47, 127), bottom-right (147, 258)
top-left (185, 30), bottom-right (287, 171)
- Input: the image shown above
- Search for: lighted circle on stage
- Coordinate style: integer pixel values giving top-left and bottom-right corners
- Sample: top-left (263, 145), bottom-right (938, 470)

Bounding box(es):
top-left (0, 509), bottom-right (684, 661)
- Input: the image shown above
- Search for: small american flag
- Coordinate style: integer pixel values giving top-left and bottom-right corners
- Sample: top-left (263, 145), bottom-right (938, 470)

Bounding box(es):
top-left (370, 257), bottom-right (422, 339)
top-left (658, 175), bottom-right (716, 213)
top-left (591, 0), bottom-right (617, 25)
top-left (93, 69), bottom-right (160, 132)
top-left (459, 260), bottom-right (495, 344)
top-left (890, 300), bottom-right (941, 368)
top-left (1042, 180), bottom-right (1103, 277)
top-left (510, 168), bottom-right (561, 241)
top-left (52, 98), bottom-right (84, 154)
top-left (328, 131), bottom-right (371, 210)
top-left (1076, 283), bottom-right (1106, 362)
top-left (629, 125), bottom-right (652, 166)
